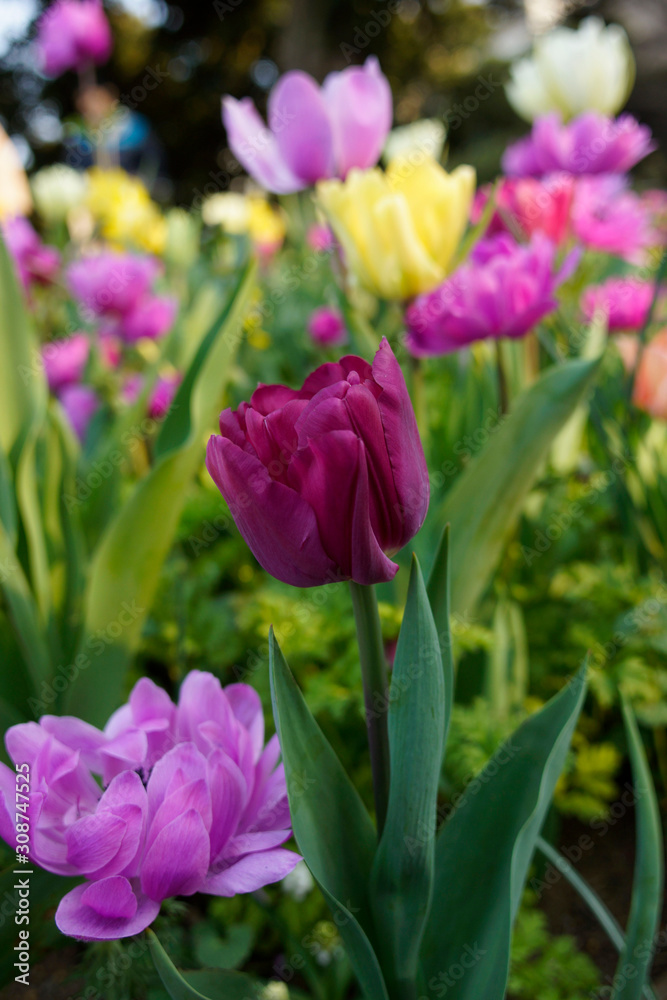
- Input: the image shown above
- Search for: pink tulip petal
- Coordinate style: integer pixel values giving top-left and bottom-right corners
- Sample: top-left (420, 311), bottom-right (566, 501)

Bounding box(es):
top-left (55, 879), bottom-right (160, 941)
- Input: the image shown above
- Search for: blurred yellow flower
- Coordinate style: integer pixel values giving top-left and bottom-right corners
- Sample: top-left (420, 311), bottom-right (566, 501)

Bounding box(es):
top-left (317, 157), bottom-right (475, 300)
top-left (506, 17), bottom-right (635, 122)
top-left (86, 168), bottom-right (166, 253)
top-left (202, 191), bottom-right (286, 256)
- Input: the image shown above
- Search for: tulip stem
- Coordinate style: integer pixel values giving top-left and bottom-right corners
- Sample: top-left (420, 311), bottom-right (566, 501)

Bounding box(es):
top-left (496, 339), bottom-right (510, 415)
top-left (349, 581), bottom-right (391, 838)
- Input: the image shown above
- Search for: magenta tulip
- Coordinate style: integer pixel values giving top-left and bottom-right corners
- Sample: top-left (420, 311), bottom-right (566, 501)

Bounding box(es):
top-left (118, 295), bottom-right (178, 343)
top-left (222, 57), bottom-right (392, 194)
top-left (405, 234), bottom-right (578, 356)
top-left (42, 333), bottom-right (89, 392)
top-left (2, 216), bottom-right (60, 290)
top-left (307, 306), bottom-right (347, 347)
top-left (502, 112), bottom-right (655, 177)
top-left (67, 252), bottom-right (160, 317)
top-left (37, 0), bottom-right (112, 78)
top-left (0, 673), bottom-right (299, 941)
top-left (206, 338), bottom-right (429, 587)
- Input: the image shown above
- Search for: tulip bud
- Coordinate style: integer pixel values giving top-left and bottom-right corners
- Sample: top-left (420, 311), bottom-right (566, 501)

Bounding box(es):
top-left (206, 338), bottom-right (429, 586)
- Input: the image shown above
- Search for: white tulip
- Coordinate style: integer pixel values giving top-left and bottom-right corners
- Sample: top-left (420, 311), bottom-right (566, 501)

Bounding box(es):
top-left (32, 165), bottom-right (88, 222)
top-left (506, 17), bottom-right (636, 122)
top-left (383, 118), bottom-right (447, 165)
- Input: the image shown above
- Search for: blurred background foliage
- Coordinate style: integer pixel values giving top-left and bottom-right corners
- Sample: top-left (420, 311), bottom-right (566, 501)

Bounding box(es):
top-left (1, 0), bottom-right (667, 207)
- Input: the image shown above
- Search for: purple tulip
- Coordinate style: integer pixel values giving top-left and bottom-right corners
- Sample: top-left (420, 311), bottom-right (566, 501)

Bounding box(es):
top-left (59, 384), bottom-right (100, 441)
top-left (581, 276), bottom-right (661, 332)
top-left (42, 333), bottom-right (90, 392)
top-left (206, 338), bottom-right (428, 587)
top-left (307, 306), bottom-right (348, 347)
top-left (0, 673), bottom-right (299, 941)
top-left (37, 0), bottom-right (112, 78)
top-left (405, 234), bottom-right (578, 356)
top-left (502, 112), bottom-right (655, 177)
top-left (67, 252), bottom-right (160, 318)
top-left (222, 57), bottom-right (392, 194)
top-left (2, 216), bottom-right (60, 290)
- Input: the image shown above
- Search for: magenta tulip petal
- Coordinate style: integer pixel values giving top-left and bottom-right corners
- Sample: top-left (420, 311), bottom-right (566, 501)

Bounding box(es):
top-left (146, 779), bottom-right (212, 852)
top-left (176, 672), bottom-right (236, 752)
top-left (0, 764), bottom-right (16, 846)
top-left (323, 56), bottom-right (392, 176)
top-left (372, 337), bottom-right (430, 545)
top-left (55, 879), bottom-right (160, 941)
top-left (203, 848), bottom-right (302, 896)
top-left (268, 72), bottom-right (335, 184)
top-left (141, 808), bottom-right (210, 901)
top-left (223, 96), bottom-right (302, 195)
top-left (207, 751), bottom-right (248, 862)
top-left (146, 742), bottom-right (208, 826)
top-left (206, 434), bottom-right (339, 586)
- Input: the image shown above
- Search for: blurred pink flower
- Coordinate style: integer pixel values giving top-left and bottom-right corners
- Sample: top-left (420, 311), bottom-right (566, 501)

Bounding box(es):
top-left (502, 112), bottom-right (655, 177)
top-left (37, 0), bottom-right (112, 77)
top-left (473, 174), bottom-right (574, 244)
top-left (118, 296), bottom-right (178, 344)
top-left (306, 224), bottom-right (335, 253)
top-left (122, 372), bottom-right (181, 419)
top-left (307, 305), bottom-right (347, 347)
top-left (581, 276), bottom-right (661, 332)
top-left (223, 57), bottom-right (392, 193)
top-left (572, 175), bottom-right (659, 263)
top-left (42, 333), bottom-right (89, 392)
top-left (406, 233), bottom-right (577, 356)
top-left (60, 384), bottom-right (99, 441)
top-left (2, 216), bottom-right (60, 290)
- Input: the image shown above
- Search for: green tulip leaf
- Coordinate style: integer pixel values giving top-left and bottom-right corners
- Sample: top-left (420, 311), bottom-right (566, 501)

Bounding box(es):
top-left (420, 665), bottom-right (588, 1000)
top-left (612, 700), bottom-right (664, 1000)
top-left (427, 358), bottom-right (599, 626)
top-left (370, 555), bottom-right (445, 989)
top-left (269, 630), bottom-right (388, 1000)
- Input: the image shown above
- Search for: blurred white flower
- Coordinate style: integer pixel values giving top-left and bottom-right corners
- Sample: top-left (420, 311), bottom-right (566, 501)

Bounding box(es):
top-left (383, 118), bottom-right (446, 165)
top-left (281, 860), bottom-right (314, 901)
top-left (32, 164), bottom-right (87, 222)
top-left (505, 17), bottom-right (635, 122)
top-left (201, 192), bottom-right (249, 232)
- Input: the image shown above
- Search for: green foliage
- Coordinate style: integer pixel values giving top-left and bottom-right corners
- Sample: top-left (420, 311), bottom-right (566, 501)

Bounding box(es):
top-left (508, 894), bottom-right (600, 1000)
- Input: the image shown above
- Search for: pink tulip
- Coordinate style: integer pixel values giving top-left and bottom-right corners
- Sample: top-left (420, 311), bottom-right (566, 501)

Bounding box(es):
top-left (42, 333), bottom-right (90, 392)
top-left (37, 0), bottom-right (112, 78)
top-left (222, 57), bottom-right (392, 194)
top-left (572, 175), bottom-right (659, 263)
top-left (581, 276), bottom-right (661, 332)
top-left (0, 673), bottom-right (299, 941)
top-left (502, 113), bottom-right (655, 177)
top-left (307, 306), bottom-right (347, 347)
top-left (405, 233), bottom-right (577, 355)
top-left (206, 338), bottom-right (429, 586)
top-left (473, 174), bottom-right (574, 245)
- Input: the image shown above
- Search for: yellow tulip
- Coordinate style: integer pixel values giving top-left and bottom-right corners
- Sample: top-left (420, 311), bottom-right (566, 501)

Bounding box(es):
top-left (86, 168), bottom-right (166, 253)
top-left (317, 157), bottom-right (475, 300)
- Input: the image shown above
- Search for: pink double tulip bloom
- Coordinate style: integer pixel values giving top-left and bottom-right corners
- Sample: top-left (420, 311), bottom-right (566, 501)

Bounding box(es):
top-left (0, 673), bottom-right (299, 941)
